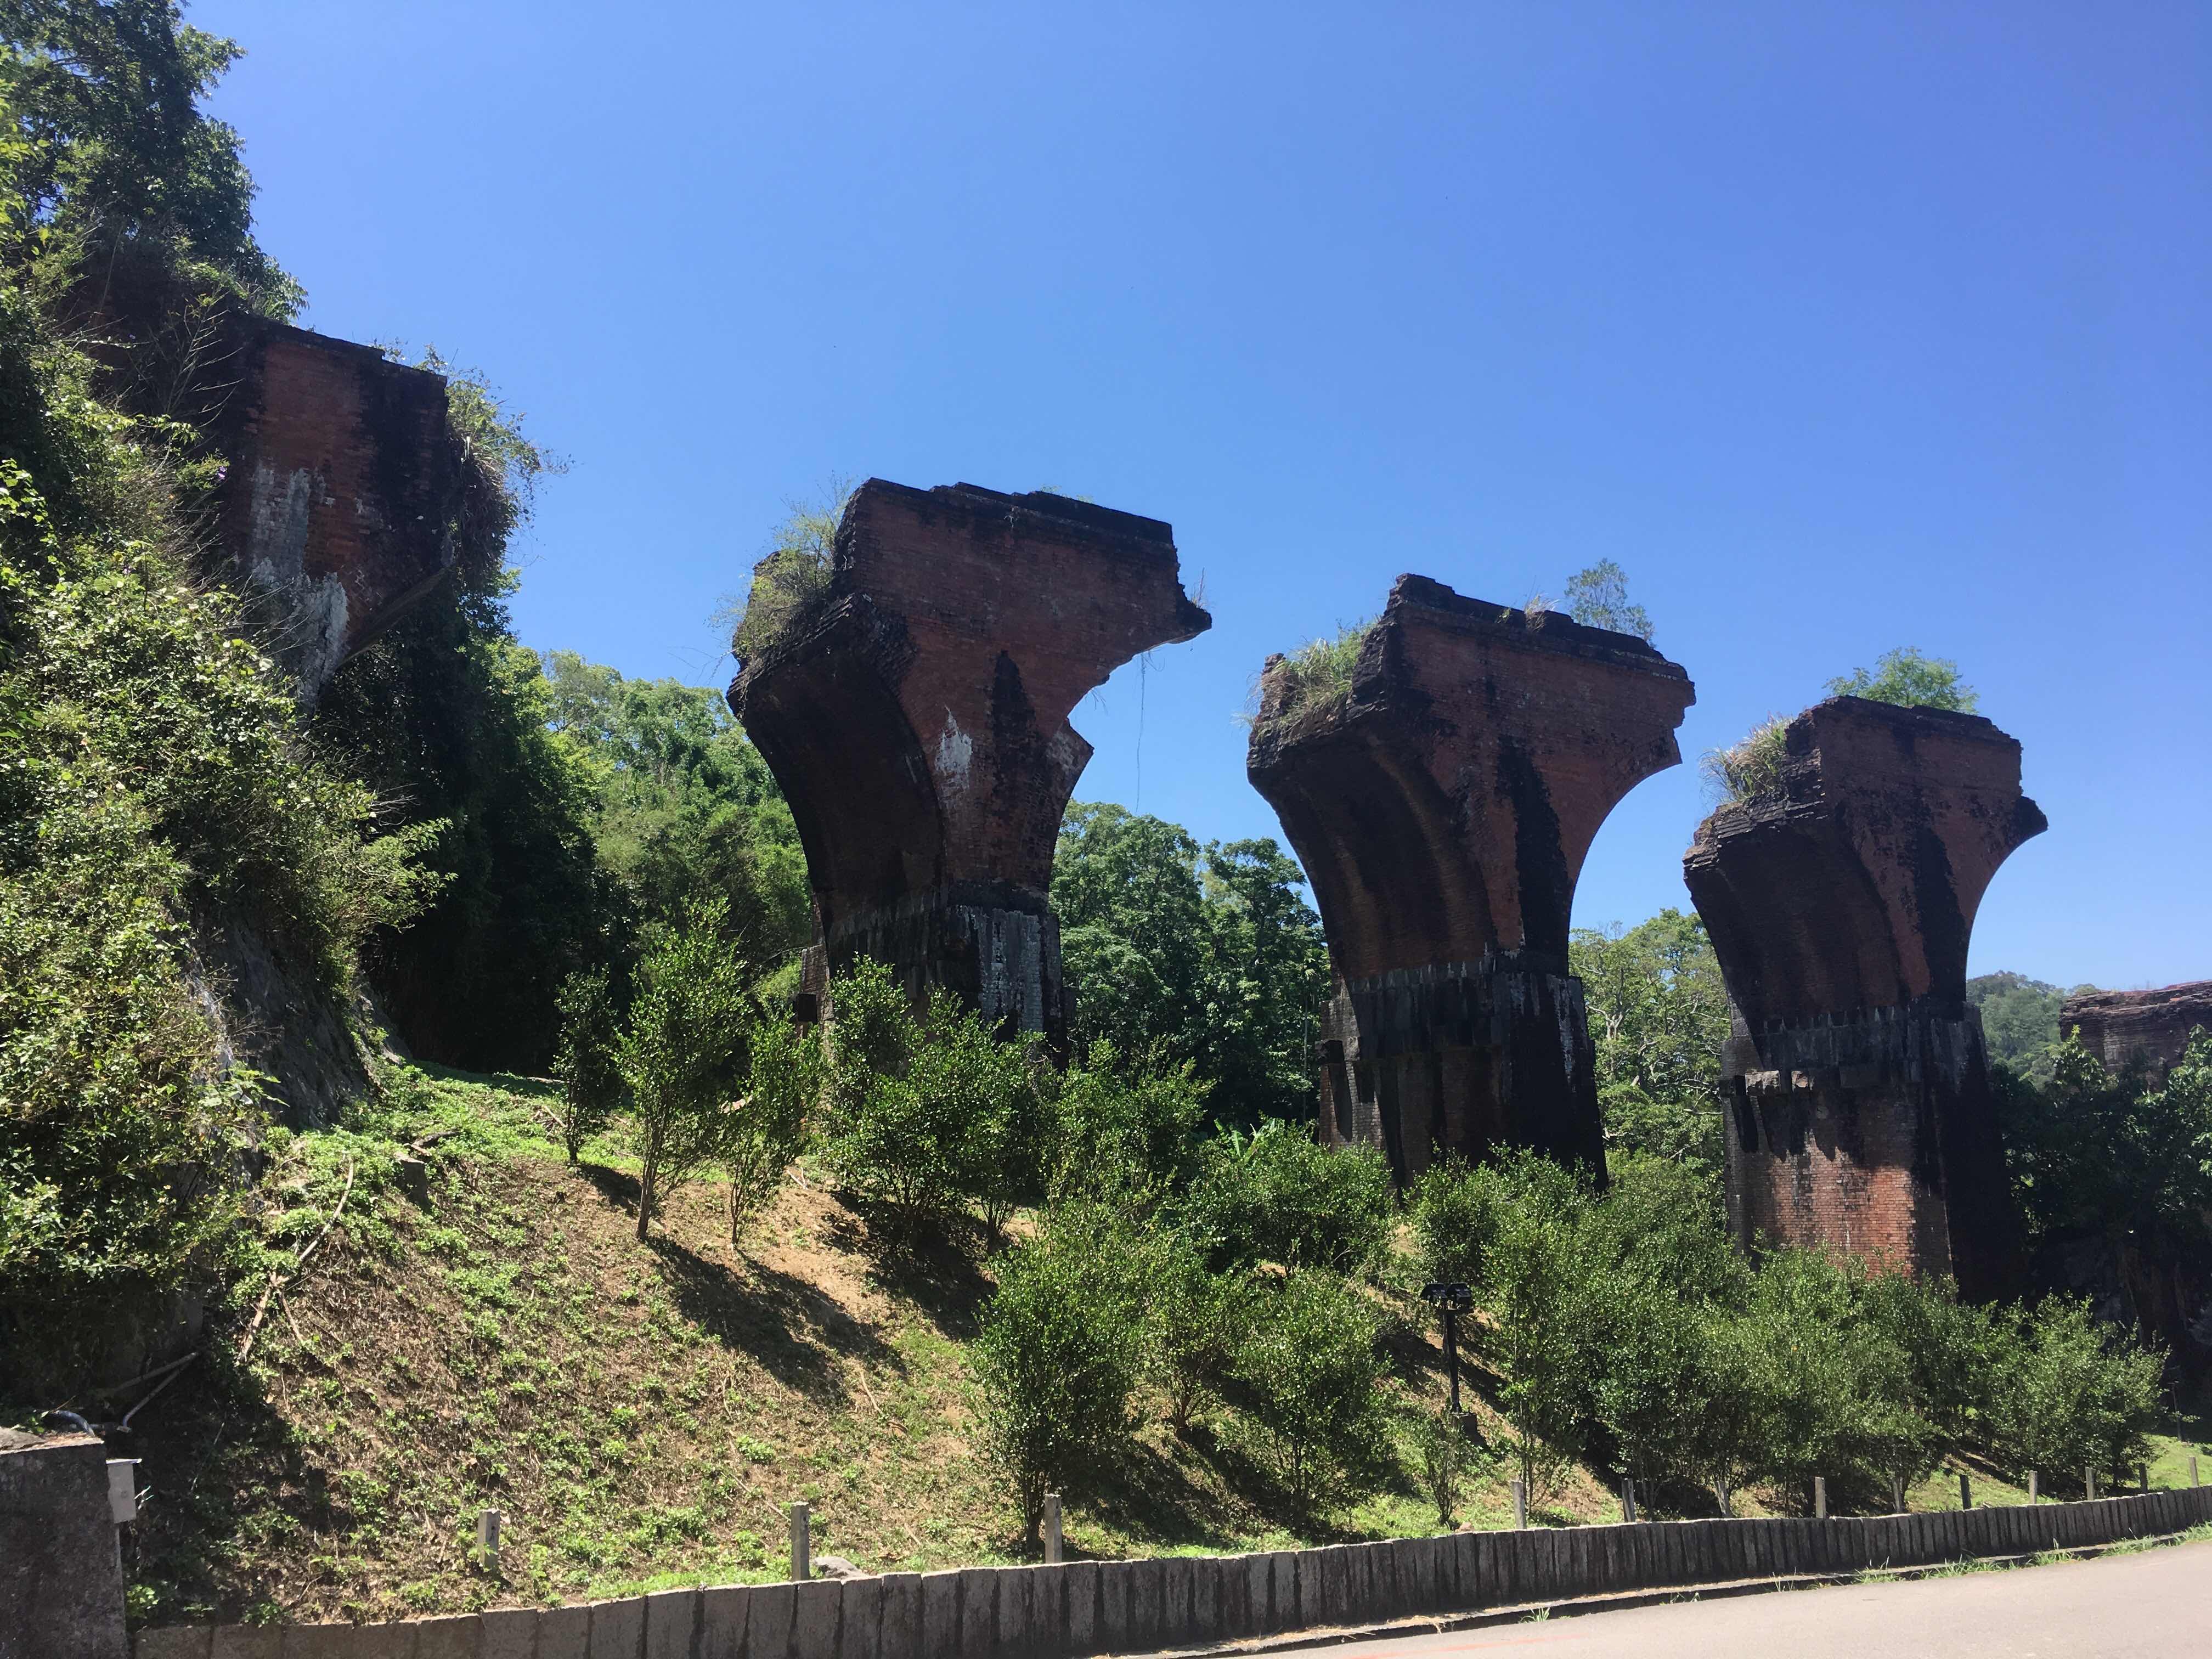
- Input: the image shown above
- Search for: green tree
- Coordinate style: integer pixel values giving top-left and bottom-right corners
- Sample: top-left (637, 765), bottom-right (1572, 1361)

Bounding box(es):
top-left (1825, 647), bottom-right (1978, 713)
top-left (1564, 560), bottom-right (1654, 641)
top-left (1571, 910), bottom-right (1730, 1176)
top-left (551, 967), bottom-right (624, 1165)
top-left (974, 1202), bottom-right (1147, 1548)
top-left (619, 902), bottom-right (753, 1240)
top-left (1182, 1118), bottom-right (1395, 1273)
top-left (723, 1015), bottom-right (821, 1245)
top-left (1229, 1268), bottom-right (1385, 1507)
top-left (1967, 972), bottom-right (2080, 1072)
top-left (1042, 1042), bottom-right (1209, 1207)
top-left (1053, 803), bottom-right (1327, 1126)
top-left (1985, 1297), bottom-right (2165, 1493)
top-left (1144, 1228), bottom-right (1253, 1434)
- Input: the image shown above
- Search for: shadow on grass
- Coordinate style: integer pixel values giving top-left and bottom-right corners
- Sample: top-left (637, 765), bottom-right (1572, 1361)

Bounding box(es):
top-left (644, 1234), bottom-right (900, 1403)
top-left (820, 1203), bottom-right (996, 1342)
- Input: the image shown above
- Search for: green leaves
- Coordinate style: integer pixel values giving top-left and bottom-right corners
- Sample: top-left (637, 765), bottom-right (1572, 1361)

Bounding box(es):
top-left (1825, 647), bottom-right (1979, 714)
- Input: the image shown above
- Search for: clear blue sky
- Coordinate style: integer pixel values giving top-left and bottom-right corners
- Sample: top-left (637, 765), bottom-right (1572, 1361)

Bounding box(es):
top-left (199, 2), bottom-right (2208, 990)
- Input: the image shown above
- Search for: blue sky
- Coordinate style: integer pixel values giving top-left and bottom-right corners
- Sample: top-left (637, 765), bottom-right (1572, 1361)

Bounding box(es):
top-left (199, 2), bottom-right (2208, 989)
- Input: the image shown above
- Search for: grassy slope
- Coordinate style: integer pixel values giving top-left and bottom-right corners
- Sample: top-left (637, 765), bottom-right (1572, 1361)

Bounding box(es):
top-left (121, 1068), bottom-right (2206, 1627)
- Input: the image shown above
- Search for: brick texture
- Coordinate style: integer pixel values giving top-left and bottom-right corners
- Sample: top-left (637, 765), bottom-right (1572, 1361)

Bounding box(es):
top-left (1683, 697), bottom-right (2045, 1300)
top-left (729, 481), bottom-right (1209, 1043)
top-left (1246, 575), bottom-right (1694, 1180)
top-left (204, 320), bottom-right (463, 699)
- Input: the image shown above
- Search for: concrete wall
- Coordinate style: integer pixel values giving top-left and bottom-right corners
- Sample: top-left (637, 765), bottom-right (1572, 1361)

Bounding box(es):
top-left (134, 1487), bottom-right (2212, 1658)
top-left (1, 1433), bottom-right (127, 1659)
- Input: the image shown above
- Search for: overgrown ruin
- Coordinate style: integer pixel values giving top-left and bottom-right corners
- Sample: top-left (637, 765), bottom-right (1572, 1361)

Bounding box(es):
top-left (1683, 697), bottom-right (2044, 1301)
top-left (1245, 575), bottom-right (1695, 1181)
top-left (2059, 981), bottom-right (2212, 1084)
top-left (205, 320), bottom-right (464, 700)
top-left (727, 480), bottom-right (1210, 1044)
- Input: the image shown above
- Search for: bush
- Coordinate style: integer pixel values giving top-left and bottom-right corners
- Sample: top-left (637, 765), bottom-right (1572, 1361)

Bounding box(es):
top-left (727, 495), bottom-right (844, 665)
top-left (1985, 1297), bottom-right (2164, 1493)
top-left (1825, 647), bottom-right (1977, 713)
top-left (1183, 1119), bottom-right (1395, 1273)
top-left (975, 1203), bottom-right (1147, 1548)
top-left (822, 959), bottom-right (1042, 1238)
top-left (723, 1016), bottom-right (821, 1245)
top-left (1702, 715), bottom-right (1790, 804)
top-left (1229, 1268), bottom-right (1386, 1506)
top-left (552, 967), bottom-right (624, 1164)
top-left (1145, 1228), bottom-right (1253, 1434)
top-left (619, 902), bottom-right (753, 1239)
top-left (1043, 1042), bottom-right (1209, 1206)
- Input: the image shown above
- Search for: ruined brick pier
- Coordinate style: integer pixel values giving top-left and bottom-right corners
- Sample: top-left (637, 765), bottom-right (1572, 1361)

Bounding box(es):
top-left (1683, 697), bottom-right (2045, 1301)
top-left (1246, 576), bottom-right (1695, 1181)
top-left (728, 481), bottom-right (1210, 1045)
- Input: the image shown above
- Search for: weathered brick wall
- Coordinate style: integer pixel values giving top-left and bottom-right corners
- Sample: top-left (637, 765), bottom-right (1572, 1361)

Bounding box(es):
top-left (1250, 576), bottom-right (1694, 1180)
top-left (2059, 981), bottom-right (2212, 1082)
top-left (1685, 698), bottom-right (2045, 1300)
top-left (206, 320), bottom-right (462, 699)
top-left (730, 482), bottom-right (1209, 1041)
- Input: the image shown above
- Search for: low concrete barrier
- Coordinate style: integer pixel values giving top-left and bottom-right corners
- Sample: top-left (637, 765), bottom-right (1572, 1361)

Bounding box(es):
top-left (133, 1487), bottom-right (2212, 1659)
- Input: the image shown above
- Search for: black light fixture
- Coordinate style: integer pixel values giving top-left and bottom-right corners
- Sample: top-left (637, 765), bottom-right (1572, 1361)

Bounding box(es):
top-left (1421, 1280), bottom-right (1474, 1415)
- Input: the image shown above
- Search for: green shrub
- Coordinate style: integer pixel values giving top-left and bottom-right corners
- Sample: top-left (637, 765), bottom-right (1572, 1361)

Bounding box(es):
top-left (822, 959), bottom-right (1042, 1238)
top-left (1144, 1228), bottom-right (1253, 1434)
top-left (975, 1203), bottom-right (1147, 1548)
top-left (1984, 1297), bottom-right (2164, 1493)
top-left (727, 496), bottom-right (845, 665)
top-left (1825, 647), bottom-right (1978, 713)
top-left (1228, 1268), bottom-right (1385, 1506)
top-left (552, 967), bottom-right (624, 1164)
top-left (723, 1015), bottom-right (822, 1245)
top-left (619, 901), bottom-right (754, 1240)
top-left (1182, 1118), bottom-right (1395, 1273)
top-left (1043, 1042), bottom-right (1209, 1206)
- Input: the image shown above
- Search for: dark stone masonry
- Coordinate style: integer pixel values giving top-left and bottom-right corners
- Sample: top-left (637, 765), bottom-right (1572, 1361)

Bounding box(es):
top-left (1246, 575), bottom-right (1695, 1182)
top-left (1683, 697), bottom-right (2046, 1302)
top-left (727, 480), bottom-right (1210, 1045)
top-left (2058, 981), bottom-right (2212, 1082)
top-left (205, 319), bottom-right (464, 699)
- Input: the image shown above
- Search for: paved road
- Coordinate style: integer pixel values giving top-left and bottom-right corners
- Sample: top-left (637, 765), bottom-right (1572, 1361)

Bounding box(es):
top-left (1319, 1542), bottom-right (2212, 1659)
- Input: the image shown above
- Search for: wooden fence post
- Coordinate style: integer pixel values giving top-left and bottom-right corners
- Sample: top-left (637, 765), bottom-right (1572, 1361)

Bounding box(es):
top-left (790, 1501), bottom-right (810, 1581)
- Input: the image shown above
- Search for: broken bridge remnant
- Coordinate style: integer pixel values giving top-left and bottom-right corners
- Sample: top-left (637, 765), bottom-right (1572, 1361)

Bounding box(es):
top-left (1683, 697), bottom-right (2045, 1302)
top-left (205, 320), bottom-right (464, 699)
top-left (727, 480), bottom-right (1211, 1045)
top-left (2058, 981), bottom-right (2212, 1084)
top-left (1245, 575), bottom-right (1695, 1182)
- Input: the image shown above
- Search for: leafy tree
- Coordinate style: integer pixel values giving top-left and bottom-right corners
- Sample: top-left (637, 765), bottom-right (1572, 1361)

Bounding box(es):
top-left (1825, 647), bottom-right (1978, 713)
top-left (822, 958), bottom-right (1041, 1238)
top-left (540, 650), bottom-right (809, 966)
top-left (1182, 1118), bottom-right (1395, 1273)
top-left (1144, 1228), bottom-right (1253, 1434)
top-left (551, 967), bottom-right (624, 1164)
top-left (975, 1201), bottom-right (1147, 1548)
top-left (1229, 1268), bottom-right (1385, 1507)
top-left (1984, 1297), bottom-right (2164, 1493)
top-left (1042, 1042), bottom-right (1209, 1207)
top-left (1571, 910), bottom-right (1730, 1176)
top-left (1053, 803), bottom-right (1327, 1127)
top-left (619, 901), bottom-right (753, 1240)
top-left (1564, 560), bottom-right (1654, 641)
top-left (723, 1015), bottom-right (821, 1245)
top-left (1967, 971), bottom-right (2081, 1072)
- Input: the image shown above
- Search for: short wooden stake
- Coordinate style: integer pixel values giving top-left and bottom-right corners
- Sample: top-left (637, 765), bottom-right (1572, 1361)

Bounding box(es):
top-left (2139, 1463), bottom-right (2150, 1493)
top-left (790, 1500), bottom-right (811, 1581)
top-left (2028, 1470), bottom-right (2039, 1505)
top-left (1512, 1479), bottom-right (1527, 1530)
top-left (2085, 1466), bottom-right (2097, 1502)
top-left (1814, 1475), bottom-right (1827, 1520)
top-left (1958, 1470), bottom-right (1972, 1510)
top-left (477, 1508), bottom-right (501, 1567)
top-left (2191, 1454), bottom-right (2199, 1488)
top-left (1621, 1477), bottom-right (1636, 1523)
top-left (1043, 1492), bottom-right (1063, 1564)
top-left (1891, 1473), bottom-right (1905, 1514)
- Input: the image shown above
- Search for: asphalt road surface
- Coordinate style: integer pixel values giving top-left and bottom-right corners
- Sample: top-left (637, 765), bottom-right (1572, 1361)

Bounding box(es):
top-left (1316, 1542), bottom-right (2212, 1659)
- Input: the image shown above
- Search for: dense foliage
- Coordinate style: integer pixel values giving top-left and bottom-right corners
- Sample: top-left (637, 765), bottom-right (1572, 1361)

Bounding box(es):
top-left (1052, 802), bottom-right (1328, 1127)
top-left (1570, 909), bottom-right (1730, 1176)
top-left (1825, 646), bottom-right (1978, 714)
